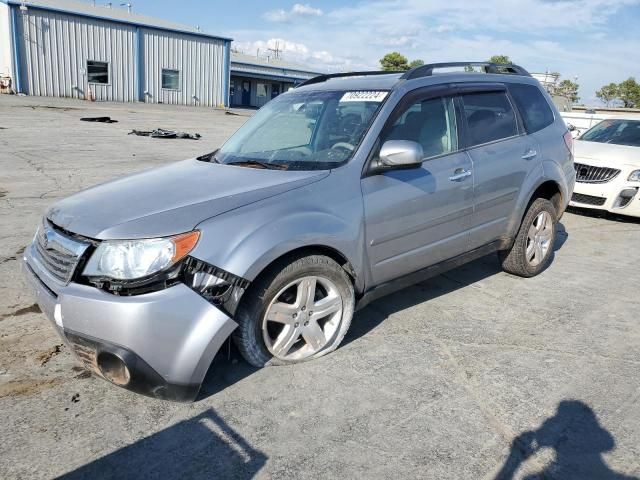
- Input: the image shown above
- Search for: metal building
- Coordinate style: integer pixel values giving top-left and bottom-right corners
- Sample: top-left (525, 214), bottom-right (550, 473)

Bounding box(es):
top-left (0, 0), bottom-right (231, 107)
top-left (230, 52), bottom-right (322, 108)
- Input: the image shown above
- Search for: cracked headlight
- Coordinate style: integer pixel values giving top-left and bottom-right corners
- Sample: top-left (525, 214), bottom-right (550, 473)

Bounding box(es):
top-left (628, 170), bottom-right (640, 182)
top-left (83, 231), bottom-right (200, 280)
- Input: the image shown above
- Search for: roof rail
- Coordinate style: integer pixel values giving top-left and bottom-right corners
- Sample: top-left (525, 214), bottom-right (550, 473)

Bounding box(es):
top-left (296, 70), bottom-right (403, 88)
top-left (401, 62), bottom-right (531, 80)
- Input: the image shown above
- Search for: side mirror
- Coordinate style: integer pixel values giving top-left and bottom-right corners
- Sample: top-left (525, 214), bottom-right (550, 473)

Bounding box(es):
top-left (378, 140), bottom-right (424, 169)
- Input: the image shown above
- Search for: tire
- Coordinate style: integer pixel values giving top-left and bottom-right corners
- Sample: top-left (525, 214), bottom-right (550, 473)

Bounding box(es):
top-left (499, 198), bottom-right (557, 278)
top-left (232, 254), bottom-right (355, 368)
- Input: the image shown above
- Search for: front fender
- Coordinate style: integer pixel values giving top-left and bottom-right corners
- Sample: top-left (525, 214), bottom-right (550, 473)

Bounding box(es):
top-left (226, 211), bottom-right (360, 283)
top-left (190, 177), bottom-right (366, 293)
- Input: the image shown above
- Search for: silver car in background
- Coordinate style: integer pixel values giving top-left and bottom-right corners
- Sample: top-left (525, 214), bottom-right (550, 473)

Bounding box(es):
top-left (23, 62), bottom-right (575, 401)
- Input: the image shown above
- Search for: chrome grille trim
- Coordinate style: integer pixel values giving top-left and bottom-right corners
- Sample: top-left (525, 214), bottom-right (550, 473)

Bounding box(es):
top-left (32, 219), bottom-right (91, 284)
top-left (574, 162), bottom-right (620, 184)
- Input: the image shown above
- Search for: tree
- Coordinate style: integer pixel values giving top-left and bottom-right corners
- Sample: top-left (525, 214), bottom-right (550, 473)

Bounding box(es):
top-left (489, 55), bottom-right (512, 64)
top-left (409, 59), bottom-right (425, 68)
top-left (617, 77), bottom-right (640, 108)
top-left (595, 83), bottom-right (619, 107)
top-left (556, 79), bottom-right (580, 103)
top-left (380, 52), bottom-right (410, 71)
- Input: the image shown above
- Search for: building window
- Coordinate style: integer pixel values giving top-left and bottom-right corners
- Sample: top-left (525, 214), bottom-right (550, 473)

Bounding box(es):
top-left (87, 60), bottom-right (109, 84)
top-left (162, 69), bottom-right (180, 90)
top-left (256, 83), bottom-right (267, 97)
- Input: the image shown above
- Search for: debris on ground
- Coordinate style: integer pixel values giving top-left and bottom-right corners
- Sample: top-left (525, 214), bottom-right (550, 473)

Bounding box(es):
top-left (80, 116), bottom-right (118, 123)
top-left (36, 344), bottom-right (64, 366)
top-left (71, 393), bottom-right (80, 403)
top-left (128, 128), bottom-right (201, 139)
top-left (1, 303), bottom-right (41, 320)
top-left (225, 111), bottom-right (240, 116)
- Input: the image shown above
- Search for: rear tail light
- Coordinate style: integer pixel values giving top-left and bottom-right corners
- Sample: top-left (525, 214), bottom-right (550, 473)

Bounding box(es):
top-left (563, 131), bottom-right (574, 157)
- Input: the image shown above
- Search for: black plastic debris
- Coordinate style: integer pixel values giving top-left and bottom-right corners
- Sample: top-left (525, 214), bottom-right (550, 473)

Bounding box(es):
top-left (80, 116), bottom-right (118, 123)
top-left (128, 128), bottom-right (201, 140)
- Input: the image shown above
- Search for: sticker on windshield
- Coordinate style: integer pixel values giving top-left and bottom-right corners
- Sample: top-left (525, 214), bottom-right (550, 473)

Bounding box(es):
top-left (340, 91), bottom-right (388, 103)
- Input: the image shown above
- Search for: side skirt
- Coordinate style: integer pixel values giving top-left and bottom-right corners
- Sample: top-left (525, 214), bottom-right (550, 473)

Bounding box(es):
top-left (355, 240), bottom-right (505, 311)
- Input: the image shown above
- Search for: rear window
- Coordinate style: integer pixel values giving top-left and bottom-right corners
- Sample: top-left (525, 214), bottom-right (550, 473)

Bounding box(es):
top-left (508, 83), bottom-right (554, 133)
top-left (461, 92), bottom-right (518, 146)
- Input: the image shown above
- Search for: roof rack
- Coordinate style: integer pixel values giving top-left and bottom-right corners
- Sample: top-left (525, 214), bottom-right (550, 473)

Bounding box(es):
top-left (401, 62), bottom-right (531, 80)
top-left (296, 70), bottom-right (403, 88)
top-left (296, 62), bottom-right (531, 88)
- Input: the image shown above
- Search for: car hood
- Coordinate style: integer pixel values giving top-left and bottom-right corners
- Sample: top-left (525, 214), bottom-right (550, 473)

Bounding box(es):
top-left (47, 159), bottom-right (328, 239)
top-left (574, 140), bottom-right (640, 167)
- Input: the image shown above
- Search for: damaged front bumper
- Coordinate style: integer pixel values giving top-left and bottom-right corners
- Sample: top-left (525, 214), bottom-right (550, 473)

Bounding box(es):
top-left (22, 244), bottom-right (238, 402)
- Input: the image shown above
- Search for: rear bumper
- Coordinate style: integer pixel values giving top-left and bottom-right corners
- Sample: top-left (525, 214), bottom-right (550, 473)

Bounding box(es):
top-left (22, 245), bottom-right (237, 402)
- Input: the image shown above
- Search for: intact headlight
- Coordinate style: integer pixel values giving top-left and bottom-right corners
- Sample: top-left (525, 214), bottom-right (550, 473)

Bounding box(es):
top-left (628, 170), bottom-right (640, 182)
top-left (83, 231), bottom-right (200, 280)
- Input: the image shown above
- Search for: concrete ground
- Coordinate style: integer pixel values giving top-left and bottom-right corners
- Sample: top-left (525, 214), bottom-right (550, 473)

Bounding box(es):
top-left (1, 95), bottom-right (639, 480)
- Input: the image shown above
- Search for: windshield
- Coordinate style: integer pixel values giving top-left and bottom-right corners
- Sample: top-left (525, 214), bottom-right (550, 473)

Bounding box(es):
top-left (214, 90), bottom-right (389, 170)
top-left (579, 119), bottom-right (640, 147)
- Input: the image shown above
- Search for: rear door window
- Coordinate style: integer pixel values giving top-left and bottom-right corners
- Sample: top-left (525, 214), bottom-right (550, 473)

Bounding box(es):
top-left (508, 83), bottom-right (554, 133)
top-left (461, 91), bottom-right (518, 146)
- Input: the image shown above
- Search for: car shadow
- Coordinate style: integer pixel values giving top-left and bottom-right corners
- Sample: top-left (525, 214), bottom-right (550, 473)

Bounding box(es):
top-left (200, 222), bottom-right (569, 399)
top-left (58, 409), bottom-right (267, 480)
top-left (494, 400), bottom-right (638, 480)
top-left (346, 222), bottom-right (568, 347)
top-left (567, 206), bottom-right (640, 225)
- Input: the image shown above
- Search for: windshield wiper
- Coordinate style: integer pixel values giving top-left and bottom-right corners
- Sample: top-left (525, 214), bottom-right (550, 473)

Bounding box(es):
top-left (226, 160), bottom-right (288, 170)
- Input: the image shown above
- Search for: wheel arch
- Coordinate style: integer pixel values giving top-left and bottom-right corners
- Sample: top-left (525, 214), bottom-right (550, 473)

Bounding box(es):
top-left (528, 180), bottom-right (564, 215)
top-left (506, 175), bottom-right (565, 247)
top-left (249, 244), bottom-right (358, 292)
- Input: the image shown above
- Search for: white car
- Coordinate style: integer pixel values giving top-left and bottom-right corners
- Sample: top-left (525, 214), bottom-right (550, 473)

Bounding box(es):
top-left (570, 118), bottom-right (640, 217)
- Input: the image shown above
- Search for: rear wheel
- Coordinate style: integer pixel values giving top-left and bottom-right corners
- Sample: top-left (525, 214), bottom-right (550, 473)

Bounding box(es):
top-left (233, 254), bottom-right (354, 367)
top-left (500, 198), bottom-right (557, 277)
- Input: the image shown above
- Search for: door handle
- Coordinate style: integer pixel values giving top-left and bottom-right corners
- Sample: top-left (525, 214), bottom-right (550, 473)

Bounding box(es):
top-left (449, 169), bottom-right (472, 182)
top-left (522, 149), bottom-right (537, 160)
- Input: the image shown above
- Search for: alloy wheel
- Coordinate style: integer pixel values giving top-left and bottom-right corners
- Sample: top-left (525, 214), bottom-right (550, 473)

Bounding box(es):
top-left (262, 276), bottom-right (343, 361)
top-left (526, 211), bottom-right (554, 267)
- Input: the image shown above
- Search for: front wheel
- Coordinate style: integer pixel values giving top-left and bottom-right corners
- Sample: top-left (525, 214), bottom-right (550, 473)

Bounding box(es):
top-left (233, 255), bottom-right (355, 367)
top-left (500, 198), bottom-right (557, 277)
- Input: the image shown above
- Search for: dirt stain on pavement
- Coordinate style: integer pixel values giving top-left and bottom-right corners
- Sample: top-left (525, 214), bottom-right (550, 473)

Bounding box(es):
top-left (1, 304), bottom-right (41, 320)
top-left (37, 344), bottom-right (64, 366)
top-left (0, 378), bottom-right (63, 398)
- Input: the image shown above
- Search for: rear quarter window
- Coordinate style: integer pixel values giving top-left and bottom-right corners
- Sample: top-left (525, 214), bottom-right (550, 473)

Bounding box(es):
top-left (508, 83), bottom-right (555, 133)
top-left (461, 91), bottom-right (518, 146)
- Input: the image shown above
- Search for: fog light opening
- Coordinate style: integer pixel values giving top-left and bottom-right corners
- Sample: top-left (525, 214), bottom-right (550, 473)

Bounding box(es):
top-left (613, 188), bottom-right (638, 208)
top-left (97, 351), bottom-right (131, 386)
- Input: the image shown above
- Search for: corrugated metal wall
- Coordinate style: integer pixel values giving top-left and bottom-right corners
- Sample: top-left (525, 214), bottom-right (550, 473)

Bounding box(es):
top-left (13, 6), bottom-right (228, 106)
top-left (16, 7), bottom-right (137, 101)
top-left (142, 29), bottom-right (226, 107)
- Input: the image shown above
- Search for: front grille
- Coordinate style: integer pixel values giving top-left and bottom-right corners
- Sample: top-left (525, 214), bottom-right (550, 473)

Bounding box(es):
top-left (574, 162), bottom-right (620, 184)
top-left (32, 220), bottom-right (90, 284)
top-left (571, 192), bottom-right (606, 206)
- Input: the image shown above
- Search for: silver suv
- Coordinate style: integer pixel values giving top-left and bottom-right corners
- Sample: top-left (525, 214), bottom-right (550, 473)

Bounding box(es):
top-left (23, 62), bottom-right (575, 401)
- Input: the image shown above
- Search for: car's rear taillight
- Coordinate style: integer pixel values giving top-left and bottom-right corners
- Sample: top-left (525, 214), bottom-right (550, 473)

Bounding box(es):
top-left (563, 131), bottom-right (574, 157)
